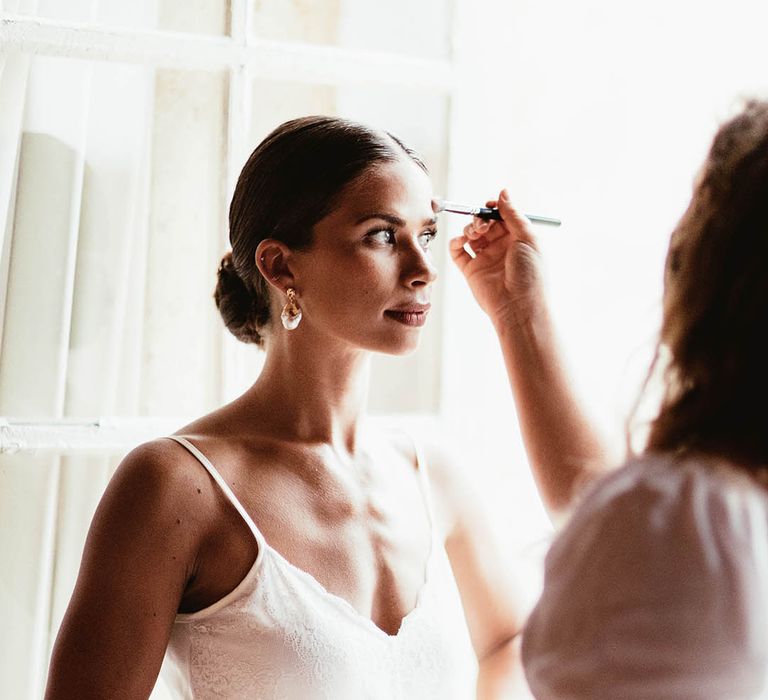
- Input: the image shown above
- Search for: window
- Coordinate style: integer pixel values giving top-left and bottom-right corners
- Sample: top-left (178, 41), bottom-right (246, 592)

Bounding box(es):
top-left (5, 1), bottom-right (766, 697)
top-left (0, 2), bottom-right (454, 696)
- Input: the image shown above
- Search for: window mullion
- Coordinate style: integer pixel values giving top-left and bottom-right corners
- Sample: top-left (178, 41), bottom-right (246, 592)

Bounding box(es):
top-left (0, 417), bottom-right (193, 452)
top-left (0, 14), bottom-right (454, 91)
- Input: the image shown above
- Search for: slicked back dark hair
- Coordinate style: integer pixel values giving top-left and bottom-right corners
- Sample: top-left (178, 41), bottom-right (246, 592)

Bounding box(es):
top-left (214, 116), bottom-right (427, 346)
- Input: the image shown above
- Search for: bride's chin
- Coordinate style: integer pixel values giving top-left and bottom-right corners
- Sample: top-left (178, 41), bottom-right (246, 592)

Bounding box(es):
top-left (381, 335), bottom-right (422, 357)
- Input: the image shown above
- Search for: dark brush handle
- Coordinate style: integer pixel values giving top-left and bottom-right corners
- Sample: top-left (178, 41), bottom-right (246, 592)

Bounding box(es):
top-left (476, 207), bottom-right (502, 220)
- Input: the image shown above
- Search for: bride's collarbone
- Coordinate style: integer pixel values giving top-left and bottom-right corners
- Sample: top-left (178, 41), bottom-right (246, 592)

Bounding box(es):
top-left (180, 446), bottom-right (430, 618)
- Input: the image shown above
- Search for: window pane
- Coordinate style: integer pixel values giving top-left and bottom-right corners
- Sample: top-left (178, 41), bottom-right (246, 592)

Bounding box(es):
top-left (0, 452), bottom-right (139, 698)
top-left (249, 0), bottom-right (453, 60)
top-left (156, 0), bottom-right (230, 36)
top-left (142, 67), bottom-right (229, 416)
top-left (14, 0), bottom-right (230, 36)
top-left (8, 0), bottom-right (95, 24)
top-left (0, 55), bottom-right (228, 419)
top-left (0, 453), bottom-right (57, 699)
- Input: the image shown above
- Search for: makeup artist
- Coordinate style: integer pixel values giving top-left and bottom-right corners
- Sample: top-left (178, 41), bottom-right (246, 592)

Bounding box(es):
top-left (451, 99), bottom-right (768, 698)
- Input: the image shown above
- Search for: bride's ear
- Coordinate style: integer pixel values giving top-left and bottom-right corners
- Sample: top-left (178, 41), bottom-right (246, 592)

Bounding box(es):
top-left (255, 239), bottom-right (296, 292)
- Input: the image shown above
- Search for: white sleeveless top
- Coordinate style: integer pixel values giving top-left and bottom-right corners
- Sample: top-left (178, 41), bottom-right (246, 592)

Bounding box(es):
top-left (161, 436), bottom-right (478, 699)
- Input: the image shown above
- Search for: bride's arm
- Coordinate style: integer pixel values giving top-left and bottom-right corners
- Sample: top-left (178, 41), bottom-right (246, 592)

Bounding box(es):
top-left (45, 440), bottom-right (203, 699)
top-left (425, 438), bottom-right (534, 699)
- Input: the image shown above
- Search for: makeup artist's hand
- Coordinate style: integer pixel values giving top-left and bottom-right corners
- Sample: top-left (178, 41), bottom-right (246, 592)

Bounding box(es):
top-left (449, 189), bottom-right (545, 328)
top-left (450, 190), bottom-right (609, 519)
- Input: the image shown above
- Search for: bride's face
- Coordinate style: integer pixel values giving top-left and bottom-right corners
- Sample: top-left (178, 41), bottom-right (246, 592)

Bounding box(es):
top-left (291, 157), bottom-right (438, 355)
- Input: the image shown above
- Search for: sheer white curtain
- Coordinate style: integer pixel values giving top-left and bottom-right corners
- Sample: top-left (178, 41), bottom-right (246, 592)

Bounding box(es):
top-left (0, 14), bottom-right (220, 700)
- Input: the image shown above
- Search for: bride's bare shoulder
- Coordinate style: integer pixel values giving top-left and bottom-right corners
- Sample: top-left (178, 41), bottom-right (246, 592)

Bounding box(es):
top-left (98, 436), bottom-right (228, 539)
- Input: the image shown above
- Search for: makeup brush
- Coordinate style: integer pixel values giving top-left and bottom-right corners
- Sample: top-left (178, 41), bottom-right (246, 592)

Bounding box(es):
top-left (432, 198), bottom-right (561, 227)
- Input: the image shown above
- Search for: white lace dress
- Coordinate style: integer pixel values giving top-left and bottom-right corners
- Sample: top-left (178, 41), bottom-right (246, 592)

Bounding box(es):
top-left (161, 437), bottom-right (478, 699)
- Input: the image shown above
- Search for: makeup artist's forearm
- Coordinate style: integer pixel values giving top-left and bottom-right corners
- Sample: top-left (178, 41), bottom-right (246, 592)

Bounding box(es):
top-left (476, 636), bottom-right (532, 699)
top-left (493, 311), bottom-right (609, 516)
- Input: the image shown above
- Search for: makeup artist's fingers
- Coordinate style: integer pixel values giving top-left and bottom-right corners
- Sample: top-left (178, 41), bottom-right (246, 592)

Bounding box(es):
top-left (464, 218), bottom-right (509, 248)
top-left (454, 227), bottom-right (506, 264)
top-left (497, 189), bottom-right (539, 250)
top-left (463, 190), bottom-right (539, 250)
top-left (464, 229), bottom-right (491, 250)
top-left (476, 190), bottom-right (537, 246)
top-left (465, 218), bottom-right (490, 238)
top-left (449, 234), bottom-right (473, 271)
top-left (450, 233), bottom-right (469, 255)
top-left (460, 236), bottom-right (491, 256)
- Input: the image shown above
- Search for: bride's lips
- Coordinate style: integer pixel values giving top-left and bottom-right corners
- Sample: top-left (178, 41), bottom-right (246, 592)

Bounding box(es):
top-left (384, 303), bottom-right (431, 327)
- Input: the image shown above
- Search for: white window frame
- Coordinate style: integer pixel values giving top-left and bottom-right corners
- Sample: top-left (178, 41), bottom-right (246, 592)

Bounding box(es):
top-left (0, 4), bottom-right (457, 454)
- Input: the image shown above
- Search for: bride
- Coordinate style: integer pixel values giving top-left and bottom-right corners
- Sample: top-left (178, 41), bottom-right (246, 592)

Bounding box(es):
top-left (45, 116), bottom-right (533, 699)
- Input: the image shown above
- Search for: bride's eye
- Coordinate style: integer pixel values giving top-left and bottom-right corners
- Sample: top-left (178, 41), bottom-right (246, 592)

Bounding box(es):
top-left (366, 227), bottom-right (396, 245)
top-left (418, 229), bottom-right (438, 250)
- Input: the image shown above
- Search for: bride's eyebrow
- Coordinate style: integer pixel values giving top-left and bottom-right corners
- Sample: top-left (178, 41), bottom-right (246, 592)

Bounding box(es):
top-left (354, 212), bottom-right (437, 226)
top-left (355, 212), bottom-right (405, 226)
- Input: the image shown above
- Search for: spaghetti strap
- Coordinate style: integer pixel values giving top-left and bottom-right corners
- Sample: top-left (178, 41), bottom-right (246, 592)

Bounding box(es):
top-left (167, 436), bottom-right (265, 547)
top-left (161, 433), bottom-right (478, 699)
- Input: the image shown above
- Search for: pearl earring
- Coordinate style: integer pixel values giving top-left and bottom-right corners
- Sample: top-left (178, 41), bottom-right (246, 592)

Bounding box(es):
top-left (280, 288), bottom-right (302, 330)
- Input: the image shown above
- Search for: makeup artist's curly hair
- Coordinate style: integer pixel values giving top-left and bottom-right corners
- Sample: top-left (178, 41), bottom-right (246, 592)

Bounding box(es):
top-left (214, 116), bottom-right (427, 346)
top-left (643, 99), bottom-right (768, 473)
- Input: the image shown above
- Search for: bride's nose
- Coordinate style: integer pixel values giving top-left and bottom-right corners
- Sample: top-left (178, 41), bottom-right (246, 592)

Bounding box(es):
top-left (401, 242), bottom-right (438, 287)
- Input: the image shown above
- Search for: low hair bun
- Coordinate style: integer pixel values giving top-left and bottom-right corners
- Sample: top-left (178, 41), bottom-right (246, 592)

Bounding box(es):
top-left (214, 251), bottom-right (267, 346)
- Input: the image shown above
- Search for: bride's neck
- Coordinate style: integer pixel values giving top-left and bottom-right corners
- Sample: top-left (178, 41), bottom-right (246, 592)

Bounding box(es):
top-left (246, 341), bottom-right (371, 451)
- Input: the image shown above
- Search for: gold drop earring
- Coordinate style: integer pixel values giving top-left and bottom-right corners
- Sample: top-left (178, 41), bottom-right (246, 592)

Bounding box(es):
top-left (280, 288), bottom-right (302, 330)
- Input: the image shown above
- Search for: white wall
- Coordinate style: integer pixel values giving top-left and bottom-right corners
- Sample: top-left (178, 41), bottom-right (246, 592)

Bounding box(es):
top-left (441, 0), bottom-right (768, 549)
